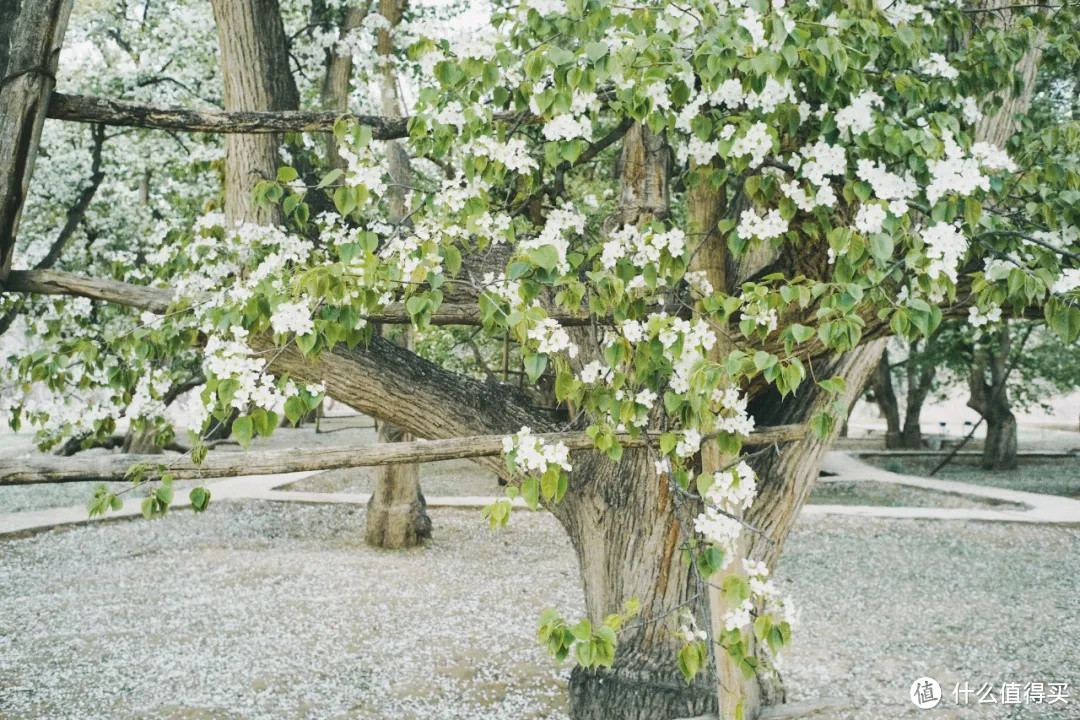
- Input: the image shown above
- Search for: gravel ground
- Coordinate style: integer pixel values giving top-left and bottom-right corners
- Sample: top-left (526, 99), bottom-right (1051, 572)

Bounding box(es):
top-left (2, 503), bottom-right (1078, 719)
top-left (866, 457), bottom-right (1080, 499)
top-left (808, 480), bottom-right (1025, 509)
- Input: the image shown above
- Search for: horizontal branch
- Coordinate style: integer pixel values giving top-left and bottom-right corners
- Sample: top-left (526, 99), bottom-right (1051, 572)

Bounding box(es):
top-left (1, 268), bottom-right (599, 325)
top-left (47, 92), bottom-right (534, 139)
top-left (0, 424), bottom-right (805, 485)
top-left (4, 268), bottom-right (174, 312)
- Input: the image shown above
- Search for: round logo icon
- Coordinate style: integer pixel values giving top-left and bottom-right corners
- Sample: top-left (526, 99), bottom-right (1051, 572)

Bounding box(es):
top-left (911, 677), bottom-right (942, 709)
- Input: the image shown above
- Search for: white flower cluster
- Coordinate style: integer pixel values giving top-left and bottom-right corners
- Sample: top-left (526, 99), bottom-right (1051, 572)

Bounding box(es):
top-left (197, 329), bottom-right (297, 430)
top-left (337, 143), bottom-right (388, 198)
top-left (502, 426), bottom-right (573, 474)
top-left (1052, 268), bottom-right (1080, 295)
top-left (527, 317), bottom-right (578, 358)
top-left (920, 222), bottom-right (968, 283)
top-left (835, 91), bottom-right (883, 136)
top-left (741, 298), bottom-right (779, 333)
top-left (728, 559), bottom-right (798, 634)
top-left (799, 140), bottom-right (847, 187)
top-left (469, 135), bottom-right (539, 175)
top-left (967, 303), bottom-right (1002, 329)
top-left (693, 461), bottom-right (758, 567)
top-left (854, 203), bottom-right (887, 234)
top-left (520, 207), bottom-right (586, 274)
top-left (379, 219), bottom-right (448, 281)
top-left (578, 360), bottom-right (612, 384)
top-left (855, 159), bottom-right (917, 214)
top-left (270, 299), bottom-right (315, 337)
top-left (737, 208), bottom-right (788, 242)
top-left (730, 122), bottom-right (774, 168)
top-left (481, 271), bottom-right (527, 310)
top-left (711, 386), bottom-right (756, 436)
top-left (542, 114), bottom-right (593, 142)
top-left (675, 428), bottom-right (702, 458)
top-left (920, 52), bottom-right (959, 79)
top-left (600, 224), bottom-right (686, 273)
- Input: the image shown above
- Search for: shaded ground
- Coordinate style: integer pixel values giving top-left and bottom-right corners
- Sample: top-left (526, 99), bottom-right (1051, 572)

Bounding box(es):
top-left (808, 480), bottom-right (1025, 509)
top-left (2, 503), bottom-right (1078, 719)
top-left (864, 456), bottom-right (1080, 500)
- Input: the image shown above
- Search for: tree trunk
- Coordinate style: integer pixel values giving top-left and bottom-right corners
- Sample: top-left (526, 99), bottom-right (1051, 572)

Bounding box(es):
top-left (209, 0), bottom-right (298, 225)
top-left (360, 0), bottom-right (430, 549)
top-left (967, 330), bottom-right (1018, 470)
top-left (561, 450), bottom-right (717, 720)
top-left (0, 0), bottom-right (75, 277)
top-left (365, 417), bottom-right (432, 548)
top-left (870, 350), bottom-right (902, 448)
top-left (981, 404), bottom-right (1018, 470)
top-left (0, 0), bottom-right (22, 79)
top-left (319, 2), bottom-right (367, 169)
top-left (899, 339), bottom-right (935, 449)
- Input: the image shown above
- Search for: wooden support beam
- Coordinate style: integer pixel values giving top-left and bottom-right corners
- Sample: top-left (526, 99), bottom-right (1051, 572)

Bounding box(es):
top-left (0, 424), bottom-right (806, 485)
top-left (1, 268), bottom-right (601, 326)
top-left (47, 92), bottom-right (535, 139)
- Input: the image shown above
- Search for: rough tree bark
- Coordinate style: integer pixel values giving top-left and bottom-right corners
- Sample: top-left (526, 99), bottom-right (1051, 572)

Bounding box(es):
top-left (1, 0), bottom-right (23, 82)
top-left (685, 151), bottom-right (890, 720)
top-left (209, 0), bottom-right (299, 225)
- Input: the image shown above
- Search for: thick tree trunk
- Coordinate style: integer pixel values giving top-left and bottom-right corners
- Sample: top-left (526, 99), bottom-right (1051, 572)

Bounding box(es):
top-left (560, 450), bottom-right (717, 720)
top-left (870, 350), bottom-right (902, 448)
top-left (901, 410), bottom-right (923, 449)
top-left (981, 405), bottom-right (1018, 470)
top-left (365, 418), bottom-right (431, 548)
top-left (209, 0), bottom-right (298, 225)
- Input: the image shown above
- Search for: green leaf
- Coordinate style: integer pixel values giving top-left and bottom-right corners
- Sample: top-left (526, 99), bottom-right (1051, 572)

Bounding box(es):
top-left (524, 353), bottom-right (548, 382)
top-left (810, 411), bottom-right (834, 440)
top-left (277, 166), bottom-right (298, 183)
top-left (233, 416), bottom-right (254, 449)
top-left (585, 42), bottom-right (608, 61)
top-left (189, 487), bottom-right (211, 512)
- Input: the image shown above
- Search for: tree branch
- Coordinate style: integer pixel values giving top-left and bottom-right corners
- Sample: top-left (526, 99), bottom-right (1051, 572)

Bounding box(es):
top-left (47, 92), bottom-right (537, 140)
top-left (0, 268), bottom-right (601, 325)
